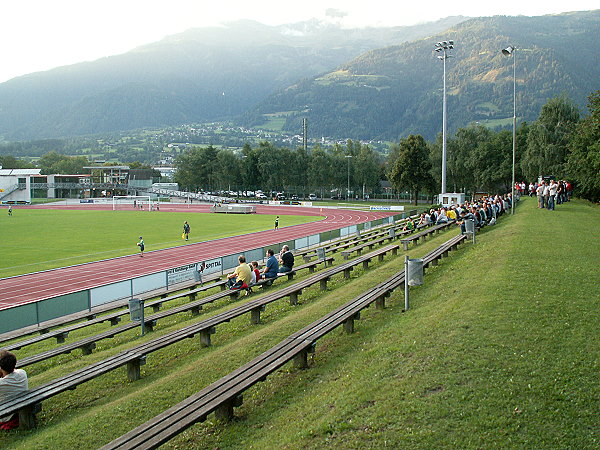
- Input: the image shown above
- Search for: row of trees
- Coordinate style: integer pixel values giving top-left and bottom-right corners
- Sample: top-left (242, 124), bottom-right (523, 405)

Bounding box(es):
top-left (174, 93), bottom-right (598, 203)
top-left (388, 92), bottom-right (598, 203)
top-left (174, 140), bottom-right (382, 197)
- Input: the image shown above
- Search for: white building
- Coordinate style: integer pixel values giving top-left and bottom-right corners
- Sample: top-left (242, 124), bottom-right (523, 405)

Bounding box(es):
top-left (0, 168), bottom-right (42, 203)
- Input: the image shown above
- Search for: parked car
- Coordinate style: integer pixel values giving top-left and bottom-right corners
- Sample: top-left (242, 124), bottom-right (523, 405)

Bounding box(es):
top-left (256, 192), bottom-right (267, 199)
top-left (308, 194), bottom-right (317, 201)
top-left (291, 194), bottom-right (299, 201)
top-left (276, 193), bottom-right (286, 200)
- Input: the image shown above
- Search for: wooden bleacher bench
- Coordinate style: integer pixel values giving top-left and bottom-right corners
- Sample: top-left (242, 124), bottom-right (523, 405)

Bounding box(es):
top-left (0, 272), bottom-right (225, 346)
top-left (399, 221), bottom-right (455, 251)
top-left (3, 277), bottom-right (229, 352)
top-left (0, 246), bottom-right (396, 428)
top-left (340, 235), bottom-right (397, 260)
top-left (101, 235), bottom-right (467, 449)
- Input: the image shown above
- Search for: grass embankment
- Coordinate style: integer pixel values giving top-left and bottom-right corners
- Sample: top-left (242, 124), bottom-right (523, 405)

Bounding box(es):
top-left (0, 209), bottom-right (319, 277)
top-left (2, 198), bottom-right (598, 449)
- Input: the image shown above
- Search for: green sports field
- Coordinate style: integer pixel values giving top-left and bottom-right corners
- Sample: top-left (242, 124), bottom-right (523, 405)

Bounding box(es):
top-left (0, 208), bottom-right (320, 278)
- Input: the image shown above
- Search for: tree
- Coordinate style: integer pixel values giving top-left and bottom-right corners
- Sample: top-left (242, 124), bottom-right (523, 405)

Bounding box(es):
top-left (37, 151), bottom-right (89, 174)
top-left (174, 146), bottom-right (219, 191)
top-left (522, 95), bottom-right (580, 180)
top-left (354, 145), bottom-right (381, 197)
top-left (0, 155), bottom-right (33, 169)
top-left (567, 90), bottom-right (600, 202)
top-left (387, 135), bottom-right (434, 205)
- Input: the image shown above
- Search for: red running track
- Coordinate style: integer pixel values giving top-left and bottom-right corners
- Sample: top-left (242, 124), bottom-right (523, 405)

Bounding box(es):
top-left (0, 204), bottom-right (397, 311)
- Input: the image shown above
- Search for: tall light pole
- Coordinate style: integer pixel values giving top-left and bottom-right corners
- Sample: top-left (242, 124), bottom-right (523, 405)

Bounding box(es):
top-left (435, 40), bottom-right (454, 195)
top-left (502, 45), bottom-right (517, 215)
top-left (345, 155), bottom-right (352, 200)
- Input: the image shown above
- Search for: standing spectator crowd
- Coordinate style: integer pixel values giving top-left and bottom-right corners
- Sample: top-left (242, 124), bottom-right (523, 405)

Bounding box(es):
top-left (529, 180), bottom-right (571, 210)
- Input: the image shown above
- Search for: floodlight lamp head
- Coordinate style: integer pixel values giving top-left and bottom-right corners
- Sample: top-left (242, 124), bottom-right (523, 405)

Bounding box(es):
top-left (502, 45), bottom-right (516, 56)
top-left (448, 40), bottom-right (454, 45)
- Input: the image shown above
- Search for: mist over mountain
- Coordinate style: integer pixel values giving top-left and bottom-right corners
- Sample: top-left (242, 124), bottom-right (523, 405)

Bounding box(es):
top-left (245, 10), bottom-right (600, 141)
top-left (0, 17), bottom-right (466, 140)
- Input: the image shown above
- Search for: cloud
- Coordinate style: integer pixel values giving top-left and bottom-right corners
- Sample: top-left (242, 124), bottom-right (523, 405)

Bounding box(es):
top-left (325, 8), bottom-right (348, 19)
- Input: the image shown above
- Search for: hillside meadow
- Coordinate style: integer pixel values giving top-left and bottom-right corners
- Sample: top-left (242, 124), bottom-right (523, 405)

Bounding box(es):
top-left (1, 198), bottom-right (598, 449)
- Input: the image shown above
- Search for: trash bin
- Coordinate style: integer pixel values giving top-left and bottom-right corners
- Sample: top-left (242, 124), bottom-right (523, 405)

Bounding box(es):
top-left (464, 218), bottom-right (476, 235)
top-left (407, 258), bottom-right (424, 286)
top-left (129, 298), bottom-right (144, 322)
top-left (317, 248), bottom-right (326, 261)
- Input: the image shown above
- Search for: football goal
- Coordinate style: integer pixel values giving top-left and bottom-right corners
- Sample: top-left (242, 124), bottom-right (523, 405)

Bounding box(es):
top-left (112, 195), bottom-right (152, 211)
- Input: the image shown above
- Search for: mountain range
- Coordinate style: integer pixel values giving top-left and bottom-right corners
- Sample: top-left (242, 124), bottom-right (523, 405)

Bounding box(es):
top-left (0, 11), bottom-right (597, 142)
top-left (246, 10), bottom-right (600, 141)
top-left (0, 17), bottom-right (465, 140)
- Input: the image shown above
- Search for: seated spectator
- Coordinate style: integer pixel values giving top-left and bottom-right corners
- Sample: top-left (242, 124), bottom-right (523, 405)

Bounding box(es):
top-left (446, 207), bottom-right (457, 221)
top-left (402, 219), bottom-right (416, 233)
top-left (429, 209), bottom-right (438, 223)
top-left (262, 249), bottom-right (279, 281)
top-left (457, 210), bottom-right (475, 234)
top-left (227, 255), bottom-right (252, 290)
top-left (278, 245), bottom-right (295, 273)
top-left (436, 208), bottom-right (449, 224)
top-left (249, 261), bottom-right (261, 287)
top-left (0, 350), bottom-right (29, 430)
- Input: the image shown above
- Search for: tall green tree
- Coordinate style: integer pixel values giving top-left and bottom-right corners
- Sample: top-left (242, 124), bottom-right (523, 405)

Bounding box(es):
top-left (567, 90), bottom-right (600, 202)
top-left (0, 155), bottom-right (33, 169)
top-left (38, 151), bottom-right (89, 174)
top-left (387, 135), bottom-right (434, 205)
top-left (241, 143), bottom-right (260, 190)
top-left (174, 146), bottom-right (219, 191)
top-left (355, 145), bottom-right (381, 197)
top-left (522, 95), bottom-right (580, 180)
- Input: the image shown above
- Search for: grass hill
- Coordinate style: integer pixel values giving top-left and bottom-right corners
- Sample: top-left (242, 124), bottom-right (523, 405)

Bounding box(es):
top-left (3, 198), bottom-right (598, 448)
top-left (247, 10), bottom-right (600, 141)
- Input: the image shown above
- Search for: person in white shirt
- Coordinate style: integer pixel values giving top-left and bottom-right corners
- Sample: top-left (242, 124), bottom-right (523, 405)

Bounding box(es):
top-left (547, 180), bottom-right (558, 210)
top-left (0, 350), bottom-right (28, 430)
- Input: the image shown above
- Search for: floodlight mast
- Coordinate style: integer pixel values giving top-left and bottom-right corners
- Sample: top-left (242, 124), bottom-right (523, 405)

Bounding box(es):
top-left (502, 45), bottom-right (517, 215)
top-left (434, 40), bottom-right (455, 195)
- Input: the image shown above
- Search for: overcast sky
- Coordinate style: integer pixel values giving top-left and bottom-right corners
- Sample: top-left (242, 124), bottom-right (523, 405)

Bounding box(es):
top-left (0, 1), bottom-right (597, 83)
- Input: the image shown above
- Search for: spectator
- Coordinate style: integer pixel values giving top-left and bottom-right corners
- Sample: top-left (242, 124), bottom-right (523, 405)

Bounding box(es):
top-left (249, 261), bottom-right (261, 287)
top-left (536, 182), bottom-right (545, 209)
top-left (278, 245), bottom-right (295, 273)
top-left (542, 182), bottom-right (550, 209)
top-left (0, 350), bottom-right (28, 430)
top-left (262, 249), bottom-right (279, 282)
top-left (457, 210), bottom-right (475, 234)
top-left (547, 180), bottom-right (558, 211)
top-left (446, 207), bottom-right (457, 220)
top-left (227, 255), bottom-right (252, 290)
top-left (436, 208), bottom-right (449, 224)
top-left (402, 219), bottom-right (416, 233)
top-left (429, 209), bottom-right (438, 224)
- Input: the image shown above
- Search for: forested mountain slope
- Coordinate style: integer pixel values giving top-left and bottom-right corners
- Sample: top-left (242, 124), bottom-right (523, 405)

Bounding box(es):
top-left (245, 10), bottom-right (600, 140)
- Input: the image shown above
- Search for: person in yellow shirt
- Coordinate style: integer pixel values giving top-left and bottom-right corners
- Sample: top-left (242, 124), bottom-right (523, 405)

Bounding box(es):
top-left (227, 255), bottom-right (252, 290)
top-left (446, 208), bottom-right (457, 220)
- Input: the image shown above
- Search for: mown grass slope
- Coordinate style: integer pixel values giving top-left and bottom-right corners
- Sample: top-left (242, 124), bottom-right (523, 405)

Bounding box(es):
top-left (2, 198), bottom-right (598, 449)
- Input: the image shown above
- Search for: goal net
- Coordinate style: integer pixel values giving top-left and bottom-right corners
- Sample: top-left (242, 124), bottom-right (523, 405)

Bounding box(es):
top-left (112, 195), bottom-right (152, 211)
